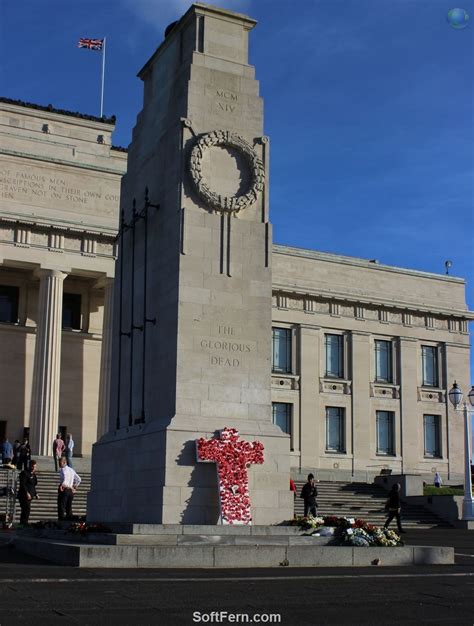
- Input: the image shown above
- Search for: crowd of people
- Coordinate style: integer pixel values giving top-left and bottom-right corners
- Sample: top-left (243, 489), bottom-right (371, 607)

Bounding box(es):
top-left (1, 433), bottom-right (81, 526)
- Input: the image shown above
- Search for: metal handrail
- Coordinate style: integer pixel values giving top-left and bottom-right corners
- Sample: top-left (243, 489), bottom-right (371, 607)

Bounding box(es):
top-left (365, 464), bottom-right (390, 484)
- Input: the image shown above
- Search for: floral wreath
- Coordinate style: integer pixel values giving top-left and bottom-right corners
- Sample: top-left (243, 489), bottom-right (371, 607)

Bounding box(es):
top-left (189, 130), bottom-right (265, 214)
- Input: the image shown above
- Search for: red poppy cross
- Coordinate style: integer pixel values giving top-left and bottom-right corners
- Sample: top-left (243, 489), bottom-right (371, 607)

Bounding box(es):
top-left (196, 427), bottom-right (264, 525)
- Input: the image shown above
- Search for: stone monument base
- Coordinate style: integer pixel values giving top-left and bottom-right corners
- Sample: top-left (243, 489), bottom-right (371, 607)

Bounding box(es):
top-left (14, 524), bottom-right (454, 568)
top-left (87, 418), bottom-right (293, 525)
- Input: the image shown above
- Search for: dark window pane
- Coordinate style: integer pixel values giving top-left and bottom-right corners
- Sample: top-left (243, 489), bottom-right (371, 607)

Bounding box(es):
top-left (326, 407), bottom-right (345, 452)
top-left (0, 285), bottom-right (19, 323)
top-left (272, 327), bottom-right (291, 373)
top-left (424, 414), bottom-right (441, 457)
top-left (62, 293), bottom-right (81, 330)
top-left (376, 411), bottom-right (394, 455)
top-left (422, 346), bottom-right (438, 387)
top-left (375, 340), bottom-right (392, 382)
top-left (325, 334), bottom-right (343, 378)
top-left (272, 403), bottom-right (291, 435)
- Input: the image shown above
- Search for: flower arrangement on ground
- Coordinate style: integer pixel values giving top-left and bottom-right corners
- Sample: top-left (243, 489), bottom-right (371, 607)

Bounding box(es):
top-left (289, 515), bottom-right (403, 546)
top-left (66, 522), bottom-right (111, 535)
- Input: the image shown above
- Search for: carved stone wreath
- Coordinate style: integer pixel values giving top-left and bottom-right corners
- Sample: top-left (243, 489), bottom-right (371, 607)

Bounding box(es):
top-left (189, 130), bottom-right (265, 213)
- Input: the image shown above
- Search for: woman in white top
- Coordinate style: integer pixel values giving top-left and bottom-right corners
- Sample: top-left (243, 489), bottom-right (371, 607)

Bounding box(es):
top-left (434, 472), bottom-right (442, 488)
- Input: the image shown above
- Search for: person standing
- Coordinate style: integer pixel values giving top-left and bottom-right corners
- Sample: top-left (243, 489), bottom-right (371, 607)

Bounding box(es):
top-left (290, 478), bottom-right (297, 497)
top-left (18, 460), bottom-right (39, 526)
top-left (65, 433), bottom-right (74, 468)
top-left (384, 483), bottom-right (406, 534)
top-left (434, 472), bottom-right (442, 489)
top-left (300, 473), bottom-right (318, 517)
top-left (53, 434), bottom-right (65, 472)
top-left (57, 456), bottom-right (81, 521)
top-left (1, 438), bottom-right (13, 465)
top-left (12, 439), bottom-right (21, 468)
top-left (17, 439), bottom-right (31, 471)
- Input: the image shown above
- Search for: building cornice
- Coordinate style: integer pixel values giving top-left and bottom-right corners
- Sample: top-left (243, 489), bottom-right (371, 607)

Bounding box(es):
top-left (0, 148), bottom-right (126, 175)
top-left (272, 283), bottom-right (474, 321)
top-left (272, 244), bottom-right (465, 284)
top-left (0, 97), bottom-right (116, 126)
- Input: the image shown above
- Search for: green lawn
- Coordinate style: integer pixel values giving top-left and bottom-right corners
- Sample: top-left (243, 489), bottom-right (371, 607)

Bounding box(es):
top-left (423, 486), bottom-right (464, 496)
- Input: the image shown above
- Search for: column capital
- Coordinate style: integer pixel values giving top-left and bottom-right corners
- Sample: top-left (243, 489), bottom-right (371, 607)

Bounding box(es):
top-left (299, 324), bottom-right (321, 333)
top-left (93, 275), bottom-right (114, 290)
top-left (350, 330), bottom-right (371, 337)
top-left (35, 268), bottom-right (68, 281)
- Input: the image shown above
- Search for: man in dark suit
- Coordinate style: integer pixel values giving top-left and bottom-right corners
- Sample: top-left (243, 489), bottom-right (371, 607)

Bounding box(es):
top-left (300, 473), bottom-right (318, 517)
top-left (18, 460), bottom-right (39, 525)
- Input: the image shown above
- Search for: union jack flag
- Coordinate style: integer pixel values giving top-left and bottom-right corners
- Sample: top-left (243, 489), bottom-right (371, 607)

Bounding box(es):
top-left (78, 38), bottom-right (103, 50)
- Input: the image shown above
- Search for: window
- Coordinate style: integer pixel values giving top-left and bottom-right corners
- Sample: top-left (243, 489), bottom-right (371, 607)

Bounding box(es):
top-left (0, 285), bottom-right (19, 323)
top-left (272, 327), bottom-right (291, 373)
top-left (325, 334), bottom-right (343, 378)
top-left (376, 411), bottom-right (395, 455)
top-left (375, 340), bottom-right (392, 383)
top-left (325, 407), bottom-right (345, 453)
top-left (422, 346), bottom-right (438, 387)
top-left (272, 402), bottom-right (292, 435)
top-left (424, 415), bottom-right (441, 458)
top-left (62, 293), bottom-right (81, 330)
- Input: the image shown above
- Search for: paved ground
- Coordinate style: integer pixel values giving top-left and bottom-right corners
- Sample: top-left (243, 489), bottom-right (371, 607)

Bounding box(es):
top-left (0, 528), bottom-right (473, 626)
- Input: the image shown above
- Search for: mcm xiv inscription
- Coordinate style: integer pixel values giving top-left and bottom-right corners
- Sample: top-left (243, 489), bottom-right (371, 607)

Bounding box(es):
top-left (216, 89), bottom-right (238, 114)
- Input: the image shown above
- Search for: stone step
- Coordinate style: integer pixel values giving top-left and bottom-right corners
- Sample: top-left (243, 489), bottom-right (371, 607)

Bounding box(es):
top-left (14, 535), bottom-right (454, 568)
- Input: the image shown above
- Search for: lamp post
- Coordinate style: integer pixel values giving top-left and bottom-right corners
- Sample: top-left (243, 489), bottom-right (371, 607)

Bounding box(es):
top-left (448, 381), bottom-right (474, 520)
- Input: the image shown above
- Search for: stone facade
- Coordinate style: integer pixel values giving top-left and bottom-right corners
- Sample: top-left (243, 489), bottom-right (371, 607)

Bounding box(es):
top-left (271, 245), bottom-right (471, 482)
top-left (0, 97), bottom-right (127, 455)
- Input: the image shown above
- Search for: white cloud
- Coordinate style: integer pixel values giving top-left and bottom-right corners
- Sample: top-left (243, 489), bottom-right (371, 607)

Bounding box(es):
top-left (120, 0), bottom-right (252, 33)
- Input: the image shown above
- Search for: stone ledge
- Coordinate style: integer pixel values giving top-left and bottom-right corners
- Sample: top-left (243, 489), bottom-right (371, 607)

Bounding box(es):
top-left (14, 536), bottom-right (454, 568)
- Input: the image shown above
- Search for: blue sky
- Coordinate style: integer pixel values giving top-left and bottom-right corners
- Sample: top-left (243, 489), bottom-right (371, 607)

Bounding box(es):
top-left (1, 0), bottom-right (473, 383)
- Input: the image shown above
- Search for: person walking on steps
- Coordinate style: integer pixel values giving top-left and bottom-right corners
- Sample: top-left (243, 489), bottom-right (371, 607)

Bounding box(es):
top-left (57, 456), bottom-right (81, 521)
top-left (384, 483), bottom-right (406, 534)
top-left (53, 433), bottom-right (65, 472)
top-left (300, 473), bottom-right (318, 517)
top-left (65, 433), bottom-right (74, 468)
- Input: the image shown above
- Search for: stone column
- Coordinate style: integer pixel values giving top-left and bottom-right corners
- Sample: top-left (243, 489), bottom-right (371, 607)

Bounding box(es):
top-left (299, 325), bottom-right (321, 472)
top-left (30, 269), bottom-right (67, 455)
top-left (399, 337), bottom-right (418, 474)
top-left (97, 279), bottom-right (114, 438)
top-left (351, 331), bottom-right (371, 478)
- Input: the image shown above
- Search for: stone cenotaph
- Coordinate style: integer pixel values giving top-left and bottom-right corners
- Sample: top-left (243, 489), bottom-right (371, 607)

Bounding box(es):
top-left (87, 3), bottom-right (293, 525)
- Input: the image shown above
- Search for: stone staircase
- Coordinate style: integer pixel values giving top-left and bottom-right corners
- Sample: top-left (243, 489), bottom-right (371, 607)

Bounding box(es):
top-left (14, 470), bottom-right (90, 523)
top-left (294, 480), bottom-right (450, 529)
top-left (7, 473), bottom-right (449, 528)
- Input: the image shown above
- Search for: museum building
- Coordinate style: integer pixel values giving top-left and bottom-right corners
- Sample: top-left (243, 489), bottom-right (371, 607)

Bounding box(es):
top-left (0, 44), bottom-right (472, 482)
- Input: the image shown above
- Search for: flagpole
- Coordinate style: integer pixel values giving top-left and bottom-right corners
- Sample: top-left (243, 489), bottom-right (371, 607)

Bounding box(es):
top-left (100, 37), bottom-right (106, 118)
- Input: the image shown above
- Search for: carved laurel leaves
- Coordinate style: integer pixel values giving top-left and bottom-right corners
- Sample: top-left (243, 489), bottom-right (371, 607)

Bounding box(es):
top-left (189, 130), bottom-right (265, 214)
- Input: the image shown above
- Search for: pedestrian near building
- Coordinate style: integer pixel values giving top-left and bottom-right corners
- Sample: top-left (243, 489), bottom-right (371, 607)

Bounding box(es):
top-left (12, 440), bottom-right (21, 468)
top-left (18, 460), bottom-right (39, 525)
top-left (290, 478), bottom-right (297, 497)
top-left (53, 434), bottom-right (65, 472)
top-left (384, 483), bottom-right (406, 534)
top-left (57, 456), bottom-right (81, 521)
top-left (1, 438), bottom-right (13, 465)
top-left (434, 472), bottom-right (442, 488)
top-left (65, 434), bottom-right (74, 468)
top-left (17, 439), bottom-right (31, 471)
top-left (300, 473), bottom-right (318, 517)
